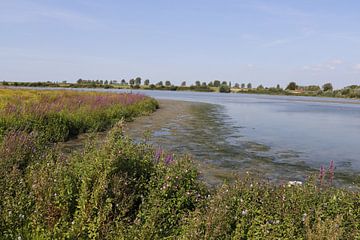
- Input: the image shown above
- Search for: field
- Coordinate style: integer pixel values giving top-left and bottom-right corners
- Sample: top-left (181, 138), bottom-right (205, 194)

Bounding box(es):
top-left (0, 88), bottom-right (359, 239)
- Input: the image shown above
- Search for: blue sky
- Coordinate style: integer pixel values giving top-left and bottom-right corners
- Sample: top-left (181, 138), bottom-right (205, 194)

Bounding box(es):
top-left (1, 0), bottom-right (360, 88)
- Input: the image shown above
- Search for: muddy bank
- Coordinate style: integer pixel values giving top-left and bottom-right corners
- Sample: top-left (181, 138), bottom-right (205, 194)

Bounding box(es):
top-left (58, 99), bottom-right (235, 185)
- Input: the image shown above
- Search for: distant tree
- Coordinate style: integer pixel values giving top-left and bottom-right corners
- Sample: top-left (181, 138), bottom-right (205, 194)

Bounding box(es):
top-left (257, 85), bottom-right (264, 90)
top-left (121, 79), bottom-right (127, 85)
top-left (181, 81), bottom-right (186, 86)
top-left (104, 80), bottom-right (109, 85)
top-left (77, 78), bottom-right (83, 84)
top-left (322, 83), bottom-right (333, 92)
top-left (229, 82), bottom-right (232, 88)
top-left (100, 80), bottom-right (104, 84)
top-left (286, 82), bottom-right (297, 90)
top-left (276, 84), bottom-right (281, 89)
top-left (62, 81), bottom-right (67, 84)
top-left (306, 85), bottom-right (321, 91)
top-left (247, 83), bottom-right (252, 89)
top-left (234, 83), bottom-right (240, 88)
top-left (110, 80), bottom-right (113, 85)
top-left (129, 79), bottom-right (135, 85)
top-left (241, 83), bottom-right (245, 89)
top-left (157, 81), bottom-right (163, 86)
top-left (219, 84), bottom-right (230, 93)
top-left (213, 80), bottom-right (221, 87)
top-left (135, 77), bottom-right (141, 85)
top-left (202, 82), bottom-right (207, 87)
top-left (165, 81), bottom-right (171, 86)
top-left (208, 81), bottom-right (214, 87)
top-left (221, 81), bottom-right (228, 86)
top-left (144, 79), bottom-right (150, 85)
top-left (195, 81), bottom-right (201, 87)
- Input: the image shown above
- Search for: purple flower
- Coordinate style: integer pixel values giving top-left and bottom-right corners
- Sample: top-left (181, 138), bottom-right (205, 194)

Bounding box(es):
top-left (164, 154), bottom-right (174, 165)
top-left (154, 148), bottom-right (162, 162)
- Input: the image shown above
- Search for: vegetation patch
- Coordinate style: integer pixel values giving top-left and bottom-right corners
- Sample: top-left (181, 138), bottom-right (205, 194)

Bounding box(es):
top-left (0, 88), bottom-right (158, 142)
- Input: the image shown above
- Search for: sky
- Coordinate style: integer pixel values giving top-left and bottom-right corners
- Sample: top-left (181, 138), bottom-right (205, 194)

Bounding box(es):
top-left (1, 0), bottom-right (360, 88)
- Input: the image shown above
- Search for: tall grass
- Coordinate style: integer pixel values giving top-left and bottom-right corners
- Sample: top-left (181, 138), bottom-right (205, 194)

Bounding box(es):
top-left (0, 88), bottom-right (158, 142)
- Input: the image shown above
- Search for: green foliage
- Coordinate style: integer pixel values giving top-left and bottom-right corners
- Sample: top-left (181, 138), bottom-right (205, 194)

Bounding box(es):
top-left (0, 89), bottom-right (158, 143)
top-left (322, 83), bottom-right (333, 92)
top-left (286, 82), bottom-right (297, 90)
top-left (219, 84), bottom-right (231, 93)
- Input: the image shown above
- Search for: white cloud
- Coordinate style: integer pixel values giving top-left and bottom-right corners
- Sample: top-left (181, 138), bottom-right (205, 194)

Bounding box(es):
top-left (354, 64), bottom-right (360, 71)
top-left (303, 59), bottom-right (343, 71)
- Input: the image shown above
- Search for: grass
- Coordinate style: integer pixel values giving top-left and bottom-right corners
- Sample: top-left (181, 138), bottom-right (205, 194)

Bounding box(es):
top-left (0, 88), bottom-right (158, 142)
top-left (0, 88), bottom-right (359, 239)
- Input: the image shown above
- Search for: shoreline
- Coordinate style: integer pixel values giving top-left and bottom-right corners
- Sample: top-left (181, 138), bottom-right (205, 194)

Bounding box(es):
top-left (2, 85), bottom-right (360, 105)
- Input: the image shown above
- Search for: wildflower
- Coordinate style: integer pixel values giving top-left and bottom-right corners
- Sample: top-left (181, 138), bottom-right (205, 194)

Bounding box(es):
top-left (287, 181), bottom-right (302, 187)
top-left (302, 213), bottom-right (307, 222)
top-left (164, 154), bottom-right (173, 165)
top-left (154, 148), bottom-right (162, 162)
top-left (241, 210), bottom-right (248, 216)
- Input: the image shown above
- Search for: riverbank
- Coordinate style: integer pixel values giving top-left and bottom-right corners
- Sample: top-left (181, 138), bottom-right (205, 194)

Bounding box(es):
top-left (1, 90), bottom-right (360, 238)
top-left (2, 82), bottom-right (360, 100)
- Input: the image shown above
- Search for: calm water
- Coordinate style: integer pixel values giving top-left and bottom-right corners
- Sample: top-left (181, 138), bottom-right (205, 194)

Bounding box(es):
top-left (34, 88), bottom-right (360, 185)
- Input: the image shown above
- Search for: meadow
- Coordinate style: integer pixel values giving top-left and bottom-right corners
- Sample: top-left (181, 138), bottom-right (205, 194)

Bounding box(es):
top-left (0, 88), bottom-right (158, 142)
top-left (0, 88), bottom-right (359, 239)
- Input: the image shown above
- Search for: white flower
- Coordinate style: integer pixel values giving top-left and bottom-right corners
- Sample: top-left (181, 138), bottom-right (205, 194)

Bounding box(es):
top-left (302, 213), bottom-right (307, 222)
top-left (287, 181), bottom-right (302, 187)
top-left (241, 210), bottom-right (248, 216)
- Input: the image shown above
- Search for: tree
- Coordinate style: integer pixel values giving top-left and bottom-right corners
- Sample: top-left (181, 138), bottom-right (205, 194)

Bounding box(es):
top-left (221, 81), bottom-right (228, 86)
top-left (121, 79), bottom-right (127, 85)
top-left (144, 79), bottom-right (150, 85)
top-left (157, 81), bottom-right (163, 86)
top-left (129, 79), bottom-right (135, 85)
top-left (306, 85), bottom-right (320, 91)
top-left (241, 83), bottom-right (245, 89)
top-left (213, 80), bottom-right (221, 87)
top-left (195, 81), bottom-right (201, 87)
top-left (165, 81), bottom-right (171, 86)
top-left (110, 80), bottom-right (113, 85)
top-left (276, 84), bottom-right (281, 89)
top-left (135, 77), bottom-right (141, 85)
top-left (286, 82), bottom-right (297, 90)
top-left (322, 83), bottom-right (333, 92)
top-left (208, 82), bottom-right (213, 87)
top-left (77, 78), bottom-right (83, 84)
top-left (181, 81), bottom-right (186, 86)
top-left (247, 83), bottom-right (252, 89)
top-left (257, 85), bottom-right (264, 90)
top-left (234, 83), bottom-right (240, 88)
top-left (219, 84), bottom-right (230, 93)
top-left (202, 82), bottom-right (207, 87)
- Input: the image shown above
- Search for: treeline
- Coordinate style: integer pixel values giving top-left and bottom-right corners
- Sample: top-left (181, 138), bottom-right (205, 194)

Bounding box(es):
top-left (2, 78), bottom-right (360, 98)
top-left (242, 82), bottom-right (360, 99)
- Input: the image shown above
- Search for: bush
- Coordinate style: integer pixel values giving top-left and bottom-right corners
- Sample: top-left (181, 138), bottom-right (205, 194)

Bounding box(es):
top-left (219, 84), bottom-right (231, 93)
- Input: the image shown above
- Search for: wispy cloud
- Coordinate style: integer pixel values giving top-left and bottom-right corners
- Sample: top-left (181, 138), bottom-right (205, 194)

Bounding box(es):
top-left (354, 64), bottom-right (360, 71)
top-left (0, 1), bottom-right (100, 28)
top-left (303, 59), bottom-right (344, 71)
